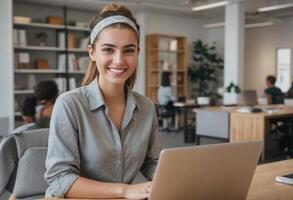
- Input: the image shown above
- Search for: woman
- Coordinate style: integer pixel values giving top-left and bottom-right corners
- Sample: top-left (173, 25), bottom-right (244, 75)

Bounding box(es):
top-left (45, 3), bottom-right (162, 199)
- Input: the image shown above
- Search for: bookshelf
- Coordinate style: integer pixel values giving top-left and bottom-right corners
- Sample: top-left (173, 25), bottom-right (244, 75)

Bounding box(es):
top-left (146, 34), bottom-right (187, 103)
top-left (12, 2), bottom-right (94, 128)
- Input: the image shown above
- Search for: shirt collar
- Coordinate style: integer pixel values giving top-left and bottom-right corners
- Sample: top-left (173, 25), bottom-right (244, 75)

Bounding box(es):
top-left (86, 78), bottom-right (139, 111)
top-left (86, 78), bottom-right (105, 111)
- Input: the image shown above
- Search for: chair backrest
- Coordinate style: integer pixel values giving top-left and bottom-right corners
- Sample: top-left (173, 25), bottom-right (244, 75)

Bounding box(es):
top-left (0, 128), bottom-right (49, 199)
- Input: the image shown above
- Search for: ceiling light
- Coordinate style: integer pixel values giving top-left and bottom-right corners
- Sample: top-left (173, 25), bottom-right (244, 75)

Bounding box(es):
top-left (192, 1), bottom-right (228, 11)
top-left (203, 22), bottom-right (225, 28)
top-left (203, 21), bottom-right (274, 29)
top-left (258, 3), bottom-right (293, 12)
top-left (245, 21), bottom-right (274, 28)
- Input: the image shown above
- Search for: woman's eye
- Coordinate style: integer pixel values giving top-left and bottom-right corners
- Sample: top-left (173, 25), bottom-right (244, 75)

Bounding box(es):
top-left (102, 48), bottom-right (114, 54)
top-left (124, 48), bottom-right (135, 55)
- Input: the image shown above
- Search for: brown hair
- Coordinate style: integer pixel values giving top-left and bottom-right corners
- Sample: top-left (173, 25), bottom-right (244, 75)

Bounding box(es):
top-left (267, 75), bottom-right (276, 85)
top-left (82, 4), bottom-right (140, 88)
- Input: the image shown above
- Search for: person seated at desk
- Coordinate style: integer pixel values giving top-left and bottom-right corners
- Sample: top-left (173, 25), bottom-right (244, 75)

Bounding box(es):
top-left (34, 80), bottom-right (59, 128)
top-left (11, 95), bottom-right (38, 134)
top-left (157, 71), bottom-right (176, 121)
top-left (264, 75), bottom-right (284, 104)
top-left (45, 4), bottom-right (162, 200)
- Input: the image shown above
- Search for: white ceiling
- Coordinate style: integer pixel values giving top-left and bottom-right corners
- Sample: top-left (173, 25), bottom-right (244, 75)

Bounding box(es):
top-left (16, 0), bottom-right (293, 22)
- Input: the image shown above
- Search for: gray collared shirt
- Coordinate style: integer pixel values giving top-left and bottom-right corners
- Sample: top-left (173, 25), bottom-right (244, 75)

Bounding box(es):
top-left (45, 79), bottom-right (162, 197)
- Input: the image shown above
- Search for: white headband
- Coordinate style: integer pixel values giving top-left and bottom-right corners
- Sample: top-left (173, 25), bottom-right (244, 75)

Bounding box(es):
top-left (90, 15), bottom-right (139, 45)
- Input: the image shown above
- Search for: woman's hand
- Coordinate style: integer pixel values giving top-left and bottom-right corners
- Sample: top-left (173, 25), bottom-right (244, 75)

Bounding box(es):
top-left (122, 181), bottom-right (152, 199)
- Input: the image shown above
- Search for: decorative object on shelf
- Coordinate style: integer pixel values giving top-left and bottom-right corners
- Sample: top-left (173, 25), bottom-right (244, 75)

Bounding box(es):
top-left (15, 52), bottom-right (30, 69)
top-left (67, 20), bottom-right (76, 26)
top-left (188, 39), bottom-right (224, 101)
top-left (35, 32), bottom-right (48, 46)
top-left (35, 59), bottom-right (49, 69)
top-left (47, 16), bottom-right (63, 25)
top-left (76, 21), bottom-right (88, 28)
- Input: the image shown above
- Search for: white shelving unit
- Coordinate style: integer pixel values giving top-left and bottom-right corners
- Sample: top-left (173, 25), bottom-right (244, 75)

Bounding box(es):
top-left (14, 90), bottom-right (34, 94)
top-left (15, 69), bottom-right (66, 74)
top-left (12, 2), bottom-right (94, 129)
top-left (14, 45), bottom-right (66, 51)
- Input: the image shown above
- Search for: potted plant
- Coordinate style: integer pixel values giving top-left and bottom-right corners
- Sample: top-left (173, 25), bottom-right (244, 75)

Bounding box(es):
top-left (223, 82), bottom-right (241, 105)
top-left (35, 32), bottom-right (48, 46)
top-left (188, 39), bottom-right (224, 105)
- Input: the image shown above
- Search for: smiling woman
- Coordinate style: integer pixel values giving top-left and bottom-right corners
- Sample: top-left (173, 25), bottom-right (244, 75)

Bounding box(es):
top-left (44, 3), bottom-right (162, 200)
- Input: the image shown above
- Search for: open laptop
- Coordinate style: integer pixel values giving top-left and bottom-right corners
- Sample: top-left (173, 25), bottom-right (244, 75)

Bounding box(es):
top-left (149, 141), bottom-right (262, 200)
top-left (241, 90), bottom-right (258, 106)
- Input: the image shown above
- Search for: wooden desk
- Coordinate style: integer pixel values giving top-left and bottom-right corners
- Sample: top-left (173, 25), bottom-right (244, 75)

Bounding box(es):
top-left (40, 159), bottom-right (293, 200)
top-left (196, 105), bottom-right (293, 160)
top-left (230, 105), bottom-right (293, 160)
top-left (247, 159), bottom-right (293, 200)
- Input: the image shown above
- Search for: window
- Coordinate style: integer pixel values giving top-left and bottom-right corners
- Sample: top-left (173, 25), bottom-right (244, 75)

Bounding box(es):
top-left (276, 48), bottom-right (291, 92)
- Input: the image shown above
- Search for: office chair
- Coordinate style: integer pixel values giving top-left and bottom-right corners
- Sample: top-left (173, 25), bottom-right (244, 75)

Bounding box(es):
top-left (156, 103), bottom-right (177, 132)
top-left (0, 128), bottom-right (49, 199)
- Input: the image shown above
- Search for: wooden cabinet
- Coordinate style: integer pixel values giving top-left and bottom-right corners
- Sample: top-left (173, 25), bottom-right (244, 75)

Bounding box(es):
top-left (145, 34), bottom-right (187, 103)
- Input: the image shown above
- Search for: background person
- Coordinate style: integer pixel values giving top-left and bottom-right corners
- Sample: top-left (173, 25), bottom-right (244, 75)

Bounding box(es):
top-left (45, 4), bottom-right (161, 199)
top-left (264, 75), bottom-right (284, 104)
top-left (34, 80), bottom-right (59, 128)
top-left (10, 95), bottom-right (38, 134)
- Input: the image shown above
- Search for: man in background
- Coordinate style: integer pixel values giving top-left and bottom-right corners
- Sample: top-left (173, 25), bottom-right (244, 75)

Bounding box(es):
top-left (265, 75), bottom-right (284, 104)
top-left (34, 80), bottom-right (59, 128)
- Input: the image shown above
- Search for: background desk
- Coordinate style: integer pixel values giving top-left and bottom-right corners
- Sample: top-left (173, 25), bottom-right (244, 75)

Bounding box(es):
top-left (230, 106), bottom-right (293, 161)
top-left (196, 105), bottom-right (293, 161)
top-left (41, 159), bottom-right (293, 200)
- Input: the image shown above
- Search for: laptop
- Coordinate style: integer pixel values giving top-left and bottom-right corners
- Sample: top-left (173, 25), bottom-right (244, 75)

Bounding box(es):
top-left (149, 141), bottom-right (262, 200)
top-left (241, 90), bottom-right (258, 106)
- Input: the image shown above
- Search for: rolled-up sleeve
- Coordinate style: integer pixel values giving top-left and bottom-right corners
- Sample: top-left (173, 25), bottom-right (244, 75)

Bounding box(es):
top-left (45, 96), bottom-right (80, 197)
top-left (140, 107), bottom-right (162, 180)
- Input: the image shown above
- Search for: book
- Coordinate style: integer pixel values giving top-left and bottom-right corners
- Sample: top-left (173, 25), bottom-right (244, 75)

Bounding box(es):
top-left (14, 16), bottom-right (32, 24)
top-left (67, 33), bottom-right (77, 48)
top-left (169, 39), bottom-right (178, 51)
top-left (13, 28), bottom-right (19, 45)
top-left (68, 54), bottom-right (79, 71)
top-left (54, 78), bottom-right (66, 93)
top-left (57, 54), bottom-right (66, 71)
top-left (69, 78), bottom-right (77, 90)
top-left (28, 75), bottom-right (36, 90)
top-left (79, 37), bottom-right (88, 50)
top-left (58, 32), bottom-right (65, 49)
top-left (78, 57), bottom-right (89, 72)
top-left (18, 29), bottom-right (27, 46)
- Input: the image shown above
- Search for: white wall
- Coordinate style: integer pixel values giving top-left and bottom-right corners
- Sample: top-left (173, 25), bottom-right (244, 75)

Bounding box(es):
top-left (133, 11), bottom-right (207, 95)
top-left (207, 27), bottom-right (225, 56)
top-left (245, 22), bottom-right (293, 96)
top-left (205, 21), bottom-right (293, 97)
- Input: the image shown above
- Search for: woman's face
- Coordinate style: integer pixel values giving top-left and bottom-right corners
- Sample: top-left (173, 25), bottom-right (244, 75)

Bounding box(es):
top-left (89, 26), bottom-right (138, 87)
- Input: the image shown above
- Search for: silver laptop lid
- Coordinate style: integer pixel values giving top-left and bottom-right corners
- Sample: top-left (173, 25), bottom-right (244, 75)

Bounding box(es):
top-left (150, 141), bottom-right (262, 200)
